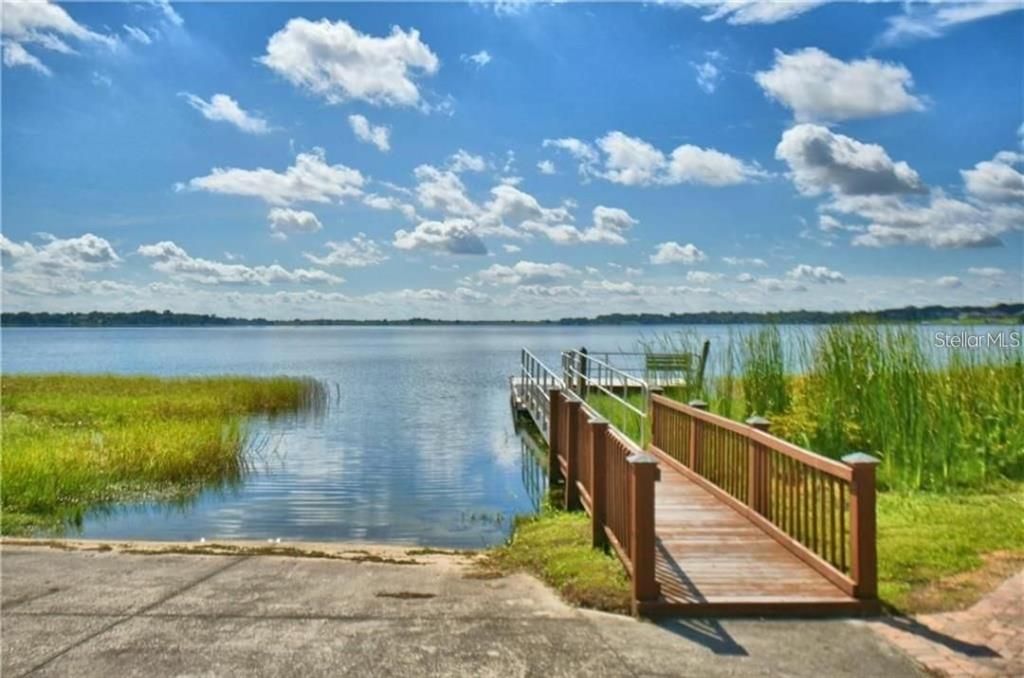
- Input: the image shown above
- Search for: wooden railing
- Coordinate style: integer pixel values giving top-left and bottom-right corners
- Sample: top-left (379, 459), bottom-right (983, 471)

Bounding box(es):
top-left (550, 389), bottom-right (660, 611)
top-left (649, 394), bottom-right (879, 600)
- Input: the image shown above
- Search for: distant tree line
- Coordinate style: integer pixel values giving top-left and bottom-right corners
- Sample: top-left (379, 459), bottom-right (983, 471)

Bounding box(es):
top-left (2, 304), bottom-right (1021, 328)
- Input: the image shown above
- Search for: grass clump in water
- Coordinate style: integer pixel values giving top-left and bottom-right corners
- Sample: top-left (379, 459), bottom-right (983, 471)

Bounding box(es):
top-left (1, 374), bottom-right (326, 535)
top-left (482, 505), bottom-right (631, 614)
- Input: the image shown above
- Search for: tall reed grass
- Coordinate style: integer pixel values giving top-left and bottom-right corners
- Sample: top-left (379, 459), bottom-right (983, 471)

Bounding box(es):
top-left (645, 325), bottom-right (1023, 491)
top-left (1, 374), bottom-right (326, 534)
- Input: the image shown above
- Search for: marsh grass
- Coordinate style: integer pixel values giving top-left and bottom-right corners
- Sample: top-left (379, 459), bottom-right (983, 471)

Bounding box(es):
top-left (1, 374), bottom-right (326, 534)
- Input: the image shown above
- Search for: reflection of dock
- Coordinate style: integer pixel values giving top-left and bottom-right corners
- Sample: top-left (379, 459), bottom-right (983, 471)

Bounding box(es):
top-left (518, 435), bottom-right (548, 513)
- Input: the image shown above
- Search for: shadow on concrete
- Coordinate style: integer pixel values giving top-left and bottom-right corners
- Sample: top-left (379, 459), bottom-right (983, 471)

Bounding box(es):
top-left (879, 616), bottom-right (1000, 658)
top-left (657, 618), bottom-right (749, 656)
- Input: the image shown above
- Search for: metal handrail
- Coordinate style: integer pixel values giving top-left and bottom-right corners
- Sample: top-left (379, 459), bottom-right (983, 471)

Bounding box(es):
top-left (562, 349), bottom-right (650, 447)
top-left (520, 348), bottom-right (564, 439)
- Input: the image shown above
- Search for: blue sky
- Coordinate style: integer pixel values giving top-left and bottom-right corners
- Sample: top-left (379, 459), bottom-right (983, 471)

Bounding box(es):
top-left (2, 1), bottom-right (1022, 320)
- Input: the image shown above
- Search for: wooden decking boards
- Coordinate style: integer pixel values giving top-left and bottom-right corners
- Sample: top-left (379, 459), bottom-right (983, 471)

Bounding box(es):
top-left (644, 467), bottom-right (866, 616)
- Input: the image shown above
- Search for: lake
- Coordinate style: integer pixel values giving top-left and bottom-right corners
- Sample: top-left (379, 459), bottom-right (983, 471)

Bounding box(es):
top-left (0, 324), bottom-right (1007, 546)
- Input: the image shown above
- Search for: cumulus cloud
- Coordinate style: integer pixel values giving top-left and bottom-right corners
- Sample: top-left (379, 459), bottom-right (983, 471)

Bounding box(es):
top-left (967, 267), bottom-right (1006, 278)
top-left (650, 242), bottom-right (707, 265)
top-left (393, 219), bottom-right (488, 255)
top-left (345, 114), bottom-right (389, 152)
top-left (413, 164), bottom-right (479, 217)
top-left (693, 59), bottom-right (720, 93)
top-left (178, 148), bottom-right (364, 205)
top-left (548, 131), bottom-right (764, 187)
top-left (181, 93), bottom-right (270, 134)
top-left (2, 0), bottom-right (117, 74)
top-left (267, 208), bottom-right (322, 240)
top-left (936, 275), bottom-right (963, 289)
top-left (961, 151), bottom-right (1024, 203)
top-left (686, 271), bottom-right (724, 284)
top-left (787, 264), bottom-right (846, 284)
top-left (461, 50), bottom-right (492, 67)
top-left (362, 193), bottom-right (418, 221)
top-left (259, 18), bottom-right (439, 108)
top-left (756, 48), bottom-right (925, 123)
top-left (1, 233), bottom-right (120, 277)
top-left (537, 160), bottom-right (556, 175)
top-left (477, 261), bottom-right (576, 286)
top-left (521, 205), bottom-right (637, 246)
top-left (448, 149), bottom-right (486, 173)
top-left (776, 124), bottom-right (926, 197)
top-left (303, 234), bottom-right (388, 268)
top-left (138, 241), bottom-right (343, 285)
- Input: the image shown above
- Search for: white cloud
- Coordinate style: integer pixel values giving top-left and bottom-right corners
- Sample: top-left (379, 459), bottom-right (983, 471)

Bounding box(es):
top-left (461, 50), bottom-right (492, 67)
top-left (123, 25), bottom-right (152, 45)
top-left (393, 219), bottom-right (488, 255)
top-left (881, 2), bottom-right (1022, 45)
top-left (755, 48), bottom-right (925, 122)
top-left (787, 264), bottom-right (846, 284)
top-left (181, 93), bottom-right (270, 134)
top-left (3, 41), bottom-right (50, 75)
top-left (722, 256), bottom-right (767, 267)
top-left (693, 60), bottom-right (720, 93)
top-left (137, 241), bottom-right (343, 285)
top-left (537, 160), bottom-right (556, 175)
top-left (736, 272), bottom-right (756, 283)
top-left (448, 149), bottom-right (486, 173)
top-left (967, 267), bottom-right (1006, 278)
top-left (259, 18), bottom-right (439, 108)
top-left (582, 131), bottom-right (764, 187)
top-left (413, 164), bottom-right (479, 216)
top-left (362, 193), bottom-right (418, 221)
top-left (1, 233), bottom-right (120, 276)
top-left (542, 138), bottom-right (600, 179)
top-left (961, 151), bottom-right (1024, 203)
top-left (776, 124), bottom-right (926, 197)
top-left (149, 0), bottom-right (184, 28)
top-left (178, 148), bottom-right (364, 205)
top-left (502, 244), bottom-right (521, 254)
top-left (521, 205), bottom-right (637, 246)
top-left (650, 242), bottom-right (707, 265)
top-left (477, 261), bottom-right (576, 286)
top-left (267, 208), bottom-right (322, 240)
top-left (686, 271), bottom-right (724, 284)
top-left (1, 0), bottom-right (116, 74)
top-left (303, 234), bottom-right (388, 268)
top-left (348, 114), bottom-right (391, 152)
top-left (670, 1), bottom-right (828, 25)
top-left (936, 275), bottom-right (963, 289)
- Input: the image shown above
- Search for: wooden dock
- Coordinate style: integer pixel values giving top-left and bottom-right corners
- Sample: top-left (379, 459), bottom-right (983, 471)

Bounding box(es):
top-left (511, 349), bottom-right (879, 618)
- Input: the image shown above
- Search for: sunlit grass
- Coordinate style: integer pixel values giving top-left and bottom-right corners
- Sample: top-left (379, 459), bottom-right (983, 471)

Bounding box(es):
top-left (1, 374), bottom-right (326, 535)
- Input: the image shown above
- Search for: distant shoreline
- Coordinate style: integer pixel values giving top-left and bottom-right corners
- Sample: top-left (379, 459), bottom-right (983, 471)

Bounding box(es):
top-left (2, 303), bottom-right (1021, 328)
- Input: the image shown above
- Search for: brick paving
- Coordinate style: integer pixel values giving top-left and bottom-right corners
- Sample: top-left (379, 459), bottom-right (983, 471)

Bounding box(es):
top-left (872, 569), bottom-right (1023, 677)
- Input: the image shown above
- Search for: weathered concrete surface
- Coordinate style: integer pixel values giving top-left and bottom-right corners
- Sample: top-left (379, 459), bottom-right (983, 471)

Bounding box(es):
top-left (1, 542), bottom-right (921, 677)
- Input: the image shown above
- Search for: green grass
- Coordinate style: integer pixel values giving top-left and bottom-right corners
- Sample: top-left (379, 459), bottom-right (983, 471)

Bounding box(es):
top-left (482, 506), bottom-right (631, 613)
top-left (1, 374), bottom-right (325, 535)
top-left (878, 485), bottom-right (1024, 612)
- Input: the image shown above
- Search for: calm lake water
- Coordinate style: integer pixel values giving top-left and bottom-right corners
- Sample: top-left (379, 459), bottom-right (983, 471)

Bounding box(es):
top-left (0, 324), bottom-right (1011, 546)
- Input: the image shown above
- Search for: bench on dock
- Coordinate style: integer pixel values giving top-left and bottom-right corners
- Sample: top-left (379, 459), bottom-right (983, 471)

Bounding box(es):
top-left (643, 340), bottom-right (710, 389)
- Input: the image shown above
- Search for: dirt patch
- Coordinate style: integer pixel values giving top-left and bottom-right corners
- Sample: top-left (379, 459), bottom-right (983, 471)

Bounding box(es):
top-left (899, 550), bottom-right (1024, 613)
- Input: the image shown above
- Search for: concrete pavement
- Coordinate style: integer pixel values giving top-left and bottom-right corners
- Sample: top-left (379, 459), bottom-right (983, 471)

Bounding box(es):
top-left (1, 541), bottom-right (921, 677)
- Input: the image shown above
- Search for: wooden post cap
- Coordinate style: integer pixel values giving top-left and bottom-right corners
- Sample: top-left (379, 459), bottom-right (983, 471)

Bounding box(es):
top-left (650, 385), bottom-right (665, 394)
top-left (688, 399), bottom-right (709, 410)
top-left (842, 452), bottom-right (880, 465)
top-left (627, 452), bottom-right (660, 465)
top-left (587, 415), bottom-right (609, 425)
top-left (745, 416), bottom-right (771, 430)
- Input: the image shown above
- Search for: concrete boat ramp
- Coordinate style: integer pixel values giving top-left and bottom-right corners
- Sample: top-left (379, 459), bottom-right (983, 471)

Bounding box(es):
top-left (0, 540), bottom-right (919, 677)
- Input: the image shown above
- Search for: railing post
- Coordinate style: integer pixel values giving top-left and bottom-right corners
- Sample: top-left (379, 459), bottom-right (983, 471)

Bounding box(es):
top-left (628, 452), bottom-right (660, 613)
top-left (548, 388), bottom-right (562, 484)
top-left (647, 386), bottom-right (663, 451)
top-left (687, 400), bottom-right (708, 471)
top-left (589, 416), bottom-right (609, 548)
top-left (746, 416), bottom-right (770, 513)
top-left (843, 452), bottom-right (880, 600)
top-left (563, 395), bottom-right (582, 511)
